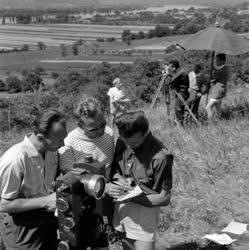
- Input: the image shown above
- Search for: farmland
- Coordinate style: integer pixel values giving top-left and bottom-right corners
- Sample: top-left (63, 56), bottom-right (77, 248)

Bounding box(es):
top-left (0, 23), bottom-right (155, 49)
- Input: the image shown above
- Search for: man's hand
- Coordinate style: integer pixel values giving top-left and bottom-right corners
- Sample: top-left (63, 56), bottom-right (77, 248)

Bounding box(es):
top-left (43, 193), bottom-right (56, 212)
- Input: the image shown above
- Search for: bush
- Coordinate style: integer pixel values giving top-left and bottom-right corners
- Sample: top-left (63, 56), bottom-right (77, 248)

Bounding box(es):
top-left (22, 72), bottom-right (44, 92)
top-left (37, 41), bottom-right (46, 50)
top-left (5, 76), bottom-right (23, 92)
top-left (96, 38), bottom-right (105, 42)
top-left (0, 80), bottom-right (5, 91)
top-left (106, 37), bottom-right (116, 42)
top-left (33, 66), bottom-right (45, 75)
top-left (51, 72), bottom-right (59, 79)
top-left (21, 44), bottom-right (29, 51)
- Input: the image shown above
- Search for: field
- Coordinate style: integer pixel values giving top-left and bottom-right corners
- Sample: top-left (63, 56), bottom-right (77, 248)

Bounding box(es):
top-left (0, 23), bottom-right (155, 49)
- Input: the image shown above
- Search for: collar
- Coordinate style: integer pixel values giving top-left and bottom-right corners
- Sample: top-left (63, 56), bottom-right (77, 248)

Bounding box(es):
top-left (127, 131), bottom-right (153, 156)
top-left (23, 133), bottom-right (40, 157)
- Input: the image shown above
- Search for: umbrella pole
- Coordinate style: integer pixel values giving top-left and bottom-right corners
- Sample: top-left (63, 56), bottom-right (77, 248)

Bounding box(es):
top-left (206, 51), bottom-right (215, 105)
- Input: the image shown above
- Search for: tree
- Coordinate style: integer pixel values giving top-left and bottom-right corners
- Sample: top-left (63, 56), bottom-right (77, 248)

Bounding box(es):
top-left (137, 31), bottom-right (145, 39)
top-left (60, 44), bottom-right (67, 57)
top-left (23, 72), bottom-right (44, 92)
top-left (37, 41), bottom-right (46, 50)
top-left (21, 44), bottom-right (29, 51)
top-left (5, 76), bottom-right (23, 93)
top-left (72, 43), bottom-right (79, 56)
top-left (121, 29), bottom-right (132, 45)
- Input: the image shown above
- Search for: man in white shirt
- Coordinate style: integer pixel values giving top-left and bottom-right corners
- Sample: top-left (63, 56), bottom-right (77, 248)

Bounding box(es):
top-left (0, 110), bottom-right (67, 250)
top-left (187, 64), bottom-right (208, 119)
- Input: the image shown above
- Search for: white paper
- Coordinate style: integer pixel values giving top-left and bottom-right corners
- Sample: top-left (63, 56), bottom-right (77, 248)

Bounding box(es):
top-left (204, 233), bottom-right (236, 245)
top-left (222, 220), bottom-right (248, 235)
top-left (116, 185), bottom-right (143, 202)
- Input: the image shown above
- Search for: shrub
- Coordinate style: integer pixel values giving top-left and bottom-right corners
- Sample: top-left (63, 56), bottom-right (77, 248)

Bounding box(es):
top-left (21, 44), bottom-right (29, 51)
top-left (106, 37), bottom-right (116, 42)
top-left (51, 71), bottom-right (59, 79)
top-left (22, 72), bottom-right (44, 92)
top-left (5, 76), bottom-right (23, 92)
top-left (37, 41), bottom-right (46, 50)
top-left (96, 38), bottom-right (105, 42)
top-left (33, 66), bottom-right (45, 75)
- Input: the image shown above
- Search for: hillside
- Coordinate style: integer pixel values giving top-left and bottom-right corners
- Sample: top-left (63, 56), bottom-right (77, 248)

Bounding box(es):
top-left (1, 0), bottom-right (249, 9)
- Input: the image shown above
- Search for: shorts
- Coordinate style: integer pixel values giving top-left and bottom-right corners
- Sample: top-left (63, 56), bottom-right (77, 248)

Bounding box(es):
top-left (113, 202), bottom-right (159, 242)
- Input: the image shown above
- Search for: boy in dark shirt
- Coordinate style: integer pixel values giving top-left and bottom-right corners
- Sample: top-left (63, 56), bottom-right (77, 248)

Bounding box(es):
top-left (107, 111), bottom-right (173, 250)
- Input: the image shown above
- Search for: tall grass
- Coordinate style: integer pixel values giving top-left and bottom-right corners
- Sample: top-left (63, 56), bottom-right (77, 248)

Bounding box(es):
top-left (146, 106), bottom-right (249, 248)
top-left (1, 87), bottom-right (249, 249)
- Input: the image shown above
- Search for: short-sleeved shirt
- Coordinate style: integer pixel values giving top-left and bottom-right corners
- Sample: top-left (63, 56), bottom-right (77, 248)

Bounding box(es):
top-left (107, 87), bottom-right (125, 114)
top-left (211, 64), bottom-right (230, 99)
top-left (110, 132), bottom-right (173, 194)
top-left (59, 126), bottom-right (114, 181)
top-left (0, 134), bottom-right (58, 200)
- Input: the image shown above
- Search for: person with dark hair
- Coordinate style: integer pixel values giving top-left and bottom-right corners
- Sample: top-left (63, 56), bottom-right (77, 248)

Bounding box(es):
top-left (164, 60), bottom-right (189, 125)
top-left (187, 64), bottom-right (208, 119)
top-left (107, 110), bottom-right (173, 250)
top-left (206, 53), bottom-right (231, 123)
top-left (0, 109), bottom-right (67, 250)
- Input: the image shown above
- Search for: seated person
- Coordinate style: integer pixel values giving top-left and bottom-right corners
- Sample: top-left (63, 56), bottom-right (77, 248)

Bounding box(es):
top-left (107, 110), bottom-right (173, 250)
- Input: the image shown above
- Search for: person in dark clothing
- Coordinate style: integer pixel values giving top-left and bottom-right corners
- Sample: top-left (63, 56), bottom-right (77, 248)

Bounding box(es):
top-left (107, 111), bottom-right (173, 250)
top-left (164, 60), bottom-right (189, 125)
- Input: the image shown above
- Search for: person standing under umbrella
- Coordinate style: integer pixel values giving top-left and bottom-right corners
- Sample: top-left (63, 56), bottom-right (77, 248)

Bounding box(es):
top-left (206, 53), bottom-right (231, 123)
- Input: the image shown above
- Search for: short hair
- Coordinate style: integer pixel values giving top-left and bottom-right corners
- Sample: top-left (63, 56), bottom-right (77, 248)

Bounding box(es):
top-left (216, 53), bottom-right (226, 62)
top-left (113, 77), bottom-right (121, 86)
top-left (169, 60), bottom-right (180, 70)
top-left (115, 110), bottom-right (149, 138)
top-left (193, 64), bottom-right (202, 74)
top-left (33, 109), bottom-right (66, 136)
top-left (75, 97), bottom-right (103, 126)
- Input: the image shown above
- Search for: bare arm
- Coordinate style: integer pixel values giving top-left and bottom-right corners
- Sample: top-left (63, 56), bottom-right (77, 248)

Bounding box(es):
top-left (0, 193), bottom-right (56, 213)
top-left (130, 189), bottom-right (171, 208)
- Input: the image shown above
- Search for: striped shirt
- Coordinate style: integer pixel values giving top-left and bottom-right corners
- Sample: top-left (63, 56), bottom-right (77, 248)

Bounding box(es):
top-left (58, 126), bottom-right (114, 181)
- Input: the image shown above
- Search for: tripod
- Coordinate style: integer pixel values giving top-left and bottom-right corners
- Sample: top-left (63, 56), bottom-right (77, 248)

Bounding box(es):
top-left (148, 73), bottom-right (201, 126)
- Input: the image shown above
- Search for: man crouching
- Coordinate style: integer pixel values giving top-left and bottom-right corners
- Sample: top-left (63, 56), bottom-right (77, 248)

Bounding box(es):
top-left (107, 110), bottom-right (173, 250)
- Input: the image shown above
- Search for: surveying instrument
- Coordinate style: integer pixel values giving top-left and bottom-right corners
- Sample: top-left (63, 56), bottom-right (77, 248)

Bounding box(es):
top-left (148, 65), bottom-right (200, 126)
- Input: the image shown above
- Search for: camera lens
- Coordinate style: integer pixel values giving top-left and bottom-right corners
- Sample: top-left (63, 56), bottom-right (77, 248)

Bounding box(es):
top-left (58, 241), bottom-right (70, 250)
top-left (57, 198), bottom-right (69, 212)
top-left (63, 217), bottom-right (75, 231)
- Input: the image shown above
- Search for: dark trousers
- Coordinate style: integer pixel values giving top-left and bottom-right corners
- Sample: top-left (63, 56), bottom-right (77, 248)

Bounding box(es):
top-left (174, 91), bottom-right (189, 125)
top-left (0, 211), bottom-right (58, 250)
top-left (187, 89), bottom-right (201, 119)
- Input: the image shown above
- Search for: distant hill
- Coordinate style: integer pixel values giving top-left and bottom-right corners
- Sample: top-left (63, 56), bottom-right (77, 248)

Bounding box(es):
top-left (0, 0), bottom-right (249, 9)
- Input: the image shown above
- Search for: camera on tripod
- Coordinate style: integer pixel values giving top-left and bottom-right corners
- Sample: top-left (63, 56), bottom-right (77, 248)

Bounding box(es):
top-left (55, 154), bottom-right (106, 250)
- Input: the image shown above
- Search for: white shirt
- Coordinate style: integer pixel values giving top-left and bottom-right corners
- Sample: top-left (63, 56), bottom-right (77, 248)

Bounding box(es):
top-left (107, 87), bottom-right (124, 114)
top-left (188, 71), bottom-right (198, 91)
top-left (0, 135), bottom-right (58, 199)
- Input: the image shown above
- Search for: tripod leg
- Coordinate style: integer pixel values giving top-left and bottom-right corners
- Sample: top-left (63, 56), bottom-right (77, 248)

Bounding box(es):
top-left (173, 90), bottom-right (201, 126)
top-left (148, 76), bottom-right (166, 116)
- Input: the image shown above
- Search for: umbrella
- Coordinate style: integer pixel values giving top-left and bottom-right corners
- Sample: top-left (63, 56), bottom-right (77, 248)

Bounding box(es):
top-left (179, 25), bottom-right (249, 56)
top-left (176, 23), bottom-right (249, 101)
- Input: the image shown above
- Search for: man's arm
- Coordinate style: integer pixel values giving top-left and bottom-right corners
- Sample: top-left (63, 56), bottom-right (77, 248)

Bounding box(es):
top-left (0, 193), bottom-right (56, 213)
top-left (130, 189), bottom-right (171, 208)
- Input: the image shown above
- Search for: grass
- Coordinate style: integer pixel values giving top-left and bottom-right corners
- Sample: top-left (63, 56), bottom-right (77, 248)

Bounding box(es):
top-left (1, 87), bottom-right (249, 249)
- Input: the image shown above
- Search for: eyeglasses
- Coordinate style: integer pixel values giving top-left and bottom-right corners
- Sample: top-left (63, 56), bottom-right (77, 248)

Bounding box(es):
top-left (84, 122), bottom-right (106, 132)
